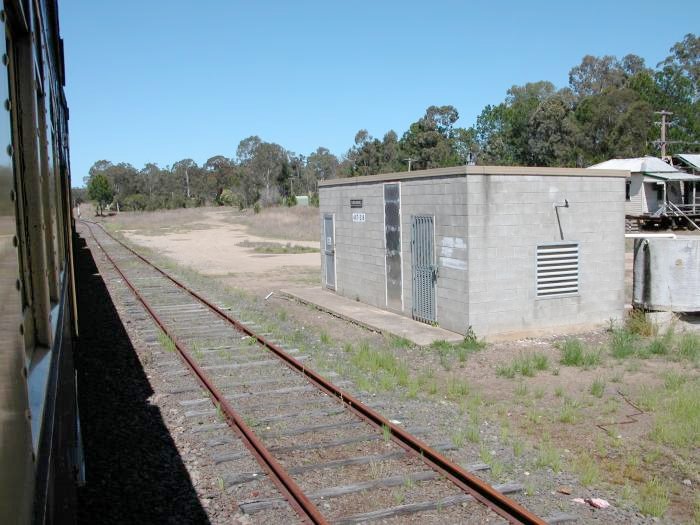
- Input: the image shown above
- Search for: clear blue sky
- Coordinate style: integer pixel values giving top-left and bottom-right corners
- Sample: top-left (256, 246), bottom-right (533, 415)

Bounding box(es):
top-left (60, 0), bottom-right (699, 185)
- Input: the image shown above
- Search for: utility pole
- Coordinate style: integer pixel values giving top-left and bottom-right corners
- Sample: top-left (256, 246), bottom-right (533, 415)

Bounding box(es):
top-left (185, 165), bottom-right (191, 198)
top-left (404, 157), bottom-right (417, 172)
top-left (655, 110), bottom-right (673, 160)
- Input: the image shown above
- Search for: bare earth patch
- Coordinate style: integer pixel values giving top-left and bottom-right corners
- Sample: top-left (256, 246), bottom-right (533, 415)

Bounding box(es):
top-left (107, 208), bottom-right (321, 293)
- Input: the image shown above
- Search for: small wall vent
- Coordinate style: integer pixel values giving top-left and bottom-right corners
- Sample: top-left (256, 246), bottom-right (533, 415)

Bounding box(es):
top-left (536, 243), bottom-right (579, 298)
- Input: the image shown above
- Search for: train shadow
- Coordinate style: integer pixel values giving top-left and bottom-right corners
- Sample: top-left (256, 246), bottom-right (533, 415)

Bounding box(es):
top-left (74, 234), bottom-right (209, 524)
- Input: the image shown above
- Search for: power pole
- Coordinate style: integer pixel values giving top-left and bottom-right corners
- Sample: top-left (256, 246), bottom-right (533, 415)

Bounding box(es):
top-left (655, 110), bottom-right (673, 160)
top-left (404, 157), bottom-right (417, 172)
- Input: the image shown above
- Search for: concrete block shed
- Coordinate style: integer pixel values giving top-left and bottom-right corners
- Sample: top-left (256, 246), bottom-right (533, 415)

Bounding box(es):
top-left (318, 165), bottom-right (628, 339)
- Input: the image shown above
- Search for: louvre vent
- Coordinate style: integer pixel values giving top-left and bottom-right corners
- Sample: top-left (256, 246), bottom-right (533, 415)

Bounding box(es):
top-left (536, 243), bottom-right (579, 298)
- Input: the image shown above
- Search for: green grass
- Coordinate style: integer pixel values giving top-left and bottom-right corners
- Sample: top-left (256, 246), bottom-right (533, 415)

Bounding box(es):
top-left (349, 341), bottom-right (411, 392)
top-left (609, 325), bottom-right (698, 364)
top-left (557, 338), bottom-right (602, 367)
top-left (573, 455), bottom-right (600, 486)
top-left (625, 309), bottom-right (657, 337)
top-left (157, 331), bottom-right (176, 352)
top-left (430, 336), bottom-right (485, 367)
top-left (557, 398), bottom-right (580, 424)
top-left (382, 424), bottom-right (391, 442)
top-left (466, 424), bottom-right (481, 443)
top-left (490, 460), bottom-right (506, 480)
top-left (650, 377), bottom-right (699, 449)
top-left (514, 382), bottom-right (528, 397)
top-left (534, 440), bottom-right (562, 472)
top-left (238, 239), bottom-right (319, 254)
top-left (445, 376), bottom-right (470, 400)
top-left (496, 352), bottom-right (548, 378)
top-left (641, 328), bottom-right (675, 358)
top-left (590, 377), bottom-right (606, 398)
top-left (512, 440), bottom-right (525, 457)
top-left (663, 371), bottom-right (686, 391)
top-left (678, 332), bottom-right (700, 363)
top-left (451, 428), bottom-right (467, 448)
top-left (319, 331), bottom-right (331, 345)
top-left (390, 336), bottom-right (412, 349)
top-left (609, 330), bottom-right (638, 359)
top-left (637, 478), bottom-right (669, 518)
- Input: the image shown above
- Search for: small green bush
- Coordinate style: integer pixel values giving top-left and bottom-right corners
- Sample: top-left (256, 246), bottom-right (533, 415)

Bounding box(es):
top-left (625, 309), bottom-right (656, 337)
top-left (496, 352), bottom-right (548, 378)
top-left (558, 338), bottom-right (602, 367)
top-left (590, 377), bottom-right (606, 397)
top-left (678, 332), bottom-right (700, 362)
top-left (610, 330), bottom-right (637, 359)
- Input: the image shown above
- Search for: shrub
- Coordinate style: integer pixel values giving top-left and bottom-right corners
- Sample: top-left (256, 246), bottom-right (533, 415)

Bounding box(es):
top-left (558, 338), bottom-right (602, 367)
top-left (610, 330), bottom-right (637, 359)
top-left (496, 352), bottom-right (548, 378)
top-left (625, 309), bottom-right (656, 337)
top-left (678, 332), bottom-right (700, 362)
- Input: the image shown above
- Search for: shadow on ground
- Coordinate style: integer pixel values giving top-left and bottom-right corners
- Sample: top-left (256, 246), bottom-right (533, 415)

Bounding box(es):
top-left (74, 234), bottom-right (209, 524)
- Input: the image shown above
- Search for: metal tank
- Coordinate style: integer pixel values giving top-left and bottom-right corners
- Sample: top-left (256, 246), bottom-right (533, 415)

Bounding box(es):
top-left (633, 237), bottom-right (700, 312)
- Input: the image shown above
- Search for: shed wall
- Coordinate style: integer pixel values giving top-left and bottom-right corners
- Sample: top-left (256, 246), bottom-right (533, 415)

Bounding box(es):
top-left (319, 184), bottom-right (386, 308)
top-left (463, 175), bottom-right (625, 337)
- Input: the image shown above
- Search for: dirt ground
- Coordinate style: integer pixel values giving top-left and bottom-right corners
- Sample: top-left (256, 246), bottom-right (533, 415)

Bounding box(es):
top-left (105, 207), bottom-right (321, 293)
top-left (87, 205), bottom-right (699, 524)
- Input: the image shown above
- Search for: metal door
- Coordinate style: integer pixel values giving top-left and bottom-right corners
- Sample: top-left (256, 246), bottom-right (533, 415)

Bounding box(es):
top-left (411, 216), bottom-right (437, 323)
top-left (323, 214), bottom-right (335, 289)
top-left (384, 184), bottom-right (403, 310)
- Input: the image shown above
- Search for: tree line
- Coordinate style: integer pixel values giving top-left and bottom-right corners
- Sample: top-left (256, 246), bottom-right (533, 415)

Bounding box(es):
top-left (82, 34), bottom-right (698, 212)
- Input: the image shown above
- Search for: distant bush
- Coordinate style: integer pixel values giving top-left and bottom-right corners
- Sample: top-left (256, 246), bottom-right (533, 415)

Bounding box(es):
top-left (217, 188), bottom-right (239, 207)
top-left (309, 193), bottom-right (319, 207)
top-left (123, 193), bottom-right (148, 211)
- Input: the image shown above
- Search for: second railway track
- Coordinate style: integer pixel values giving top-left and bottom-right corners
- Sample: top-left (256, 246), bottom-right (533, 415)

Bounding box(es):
top-left (80, 219), bottom-right (545, 525)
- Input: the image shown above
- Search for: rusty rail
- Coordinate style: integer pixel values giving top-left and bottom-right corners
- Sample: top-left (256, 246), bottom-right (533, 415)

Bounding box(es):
top-left (82, 220), bottom-right (545, 525)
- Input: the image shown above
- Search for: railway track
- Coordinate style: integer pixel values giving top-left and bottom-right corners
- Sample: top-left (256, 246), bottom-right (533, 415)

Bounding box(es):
top-left (80, 220), bottom-right (546, 525)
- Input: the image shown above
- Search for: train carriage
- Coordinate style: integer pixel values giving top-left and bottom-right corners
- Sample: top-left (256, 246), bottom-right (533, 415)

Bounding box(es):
top-left (0, 0), bottom-right (80, 523)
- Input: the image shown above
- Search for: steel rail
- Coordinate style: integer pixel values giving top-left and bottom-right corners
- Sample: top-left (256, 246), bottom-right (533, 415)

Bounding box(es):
top-left (82, 221), bottom-right (327, 525)
top-left (84, 220), bottom-right (546, 525)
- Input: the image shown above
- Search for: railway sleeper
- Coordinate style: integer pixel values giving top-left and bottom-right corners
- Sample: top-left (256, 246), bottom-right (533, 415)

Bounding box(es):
top-left (223, 444), bottom-right (473, 487)
top-left (238, 473), bottom-right (522, 513)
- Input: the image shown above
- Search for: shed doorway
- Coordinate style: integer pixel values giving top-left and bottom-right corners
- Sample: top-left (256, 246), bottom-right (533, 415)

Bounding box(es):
top-left (384, 183), bottom-right (403, 311)
top-left (323, 214), bottom-right (335, 290)
top-left (411, 216), bottom-right (436, 323)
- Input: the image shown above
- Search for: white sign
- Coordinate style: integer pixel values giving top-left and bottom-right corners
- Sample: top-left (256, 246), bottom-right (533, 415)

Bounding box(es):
top-left (352, 212), bottom-right (366, 223)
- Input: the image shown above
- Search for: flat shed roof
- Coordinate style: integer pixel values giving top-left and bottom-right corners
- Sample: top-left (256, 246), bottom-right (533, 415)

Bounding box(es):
top-left (318, 165), bottom-right (628, 187)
